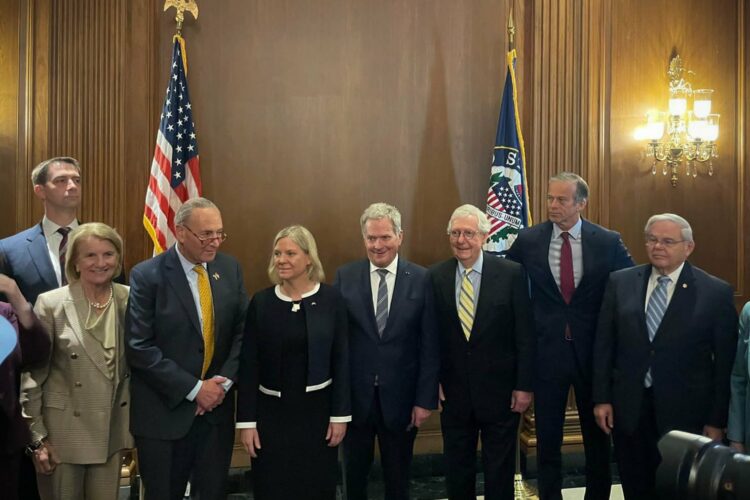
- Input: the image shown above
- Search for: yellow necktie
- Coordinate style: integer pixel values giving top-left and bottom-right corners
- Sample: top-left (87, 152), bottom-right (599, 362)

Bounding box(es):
top-left (193, 265), bottom-right (214, 377)
top-left (458, 268), bottom-right (475, 340)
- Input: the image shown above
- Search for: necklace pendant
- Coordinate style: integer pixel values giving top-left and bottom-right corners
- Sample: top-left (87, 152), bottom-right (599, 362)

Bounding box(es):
top-left (291, 302), bottom-right (301, 312)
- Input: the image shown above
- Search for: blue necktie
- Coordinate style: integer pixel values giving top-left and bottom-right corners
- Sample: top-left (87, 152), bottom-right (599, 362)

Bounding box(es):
top-left (375, 269), bottom-right (389, 337)
top-left (644, 275), bottom-right (671, 387)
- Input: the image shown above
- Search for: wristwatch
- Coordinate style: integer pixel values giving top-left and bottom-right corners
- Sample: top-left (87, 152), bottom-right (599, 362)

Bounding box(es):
top-left (24, 439), bottom-right (45, 457)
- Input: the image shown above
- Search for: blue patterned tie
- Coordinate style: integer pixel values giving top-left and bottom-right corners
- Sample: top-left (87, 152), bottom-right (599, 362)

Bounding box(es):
top-left (375, 269), bottom-right (389, 337)
top-left (644, 275), bottom-right (671, 387)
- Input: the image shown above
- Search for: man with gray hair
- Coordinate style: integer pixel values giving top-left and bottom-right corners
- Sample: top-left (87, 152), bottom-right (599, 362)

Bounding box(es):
top-left (506, 172), bottom-right (633, 500)
top-left (592, 213), bottom-right (737, 500)
top-left (334, 202), bottom-right (439, 500)
top-left (126, 197), bottom-right (248, 500)
top-left (430, 204), bottom-right (534, 499)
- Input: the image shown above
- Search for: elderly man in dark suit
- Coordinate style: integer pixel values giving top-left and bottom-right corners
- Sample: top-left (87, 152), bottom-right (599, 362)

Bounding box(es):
top-left (125, 197), bottom-right (248, 500)
top-left (0, 274), bottom-right (49, 500)
top-left (430, 204), bottom-right (534, 500)
top-left (0, 157), bottom-right (82, 305)
top-left (334, 202), bottom-right (439, 500)
top-left (506, 172), bottom-right (633, 500)
top-left (592, 213), bottom-right (737, 500)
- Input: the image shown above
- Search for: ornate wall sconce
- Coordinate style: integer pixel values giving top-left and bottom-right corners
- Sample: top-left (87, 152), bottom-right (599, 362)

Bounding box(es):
top-left (633, 53), bottom-right (719, 187)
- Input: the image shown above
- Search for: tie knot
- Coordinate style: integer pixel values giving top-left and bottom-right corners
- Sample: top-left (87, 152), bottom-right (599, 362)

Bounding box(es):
top-left (657, 275), bottom-right (671, 286)
top-left (376, 269), bottom-right (388, 279)
top-left (464, 268), bottom-right (472, 277)
top-left (58, 227), bottom-right (72, 236)
top-left (560, 231), bottom-right (570, 241)
top-left (193, 264), bottom-right (207, 276)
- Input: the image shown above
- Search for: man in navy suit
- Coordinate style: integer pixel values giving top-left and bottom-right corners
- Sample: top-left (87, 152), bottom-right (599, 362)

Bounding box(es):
top-left (506, 173), bottom-right (633, 500)
top-left (334, 203), bottom-right (439, 500)
top-left (0, 156), bottom-right (81, 500)
top-left (431, 204), bottom-right (535, 500)
top-left (126, 197), bottom-right (248, 500)
top-left (0, 157), bottom-right (82, 305)
top-left (592, 213), bottom-right (737, 500)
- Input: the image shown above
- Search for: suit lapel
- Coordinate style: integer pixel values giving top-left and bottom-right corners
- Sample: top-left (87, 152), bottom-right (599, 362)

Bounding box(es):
top-left (537, 222), bottom-right (562, 301)
top-left (358, 261), bottom-right (380, 342)
top-left (471, 253), bottom-right (496, 343)
top-left (437, 259), bottom-right (464, 341)
top-left (165, 248), bottom-right (202, 336)
top-left (206, 260), bottom-right (227, 336)
top-left (64, 283), bottom-right (111, 378)
top-left (382, 258), bottom-right (409, 341)
top-left (653, 262), bottom-right (695, 345)
top-left (26, 225), bottom-right (58, 291)
top-left (635, 265), bottom-right (650, 342)
top-left (576, 220), bottom-right (595, 295)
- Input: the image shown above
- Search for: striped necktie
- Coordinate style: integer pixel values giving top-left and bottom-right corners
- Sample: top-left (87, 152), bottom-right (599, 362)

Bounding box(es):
top-left (458, 268), bottom-right (475, 341)
top-left (644, 275), bottom-right (670, 387)
top-left (193, 265), bottom-right (215, 377)
top-left (58, 227), bottom-right (72, 286)
top-left (375, 269), bottom-right (389, 337)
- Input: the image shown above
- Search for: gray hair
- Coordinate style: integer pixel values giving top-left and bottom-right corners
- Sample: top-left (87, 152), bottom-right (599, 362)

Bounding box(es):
top-left (267, 225), bottom-right (325, 284)
top-left (359, 203), bottom-right (402, 235)
top-left (174, 197), bottom-right (219, 226)
top-left (644, 213), bottom-right (694, 242)
top-left (446, 204), bottom-right (491, 235)
top-left (31, 157), bottom-right (80, 185)
top-left (550, 172), bottom-right (589, 203)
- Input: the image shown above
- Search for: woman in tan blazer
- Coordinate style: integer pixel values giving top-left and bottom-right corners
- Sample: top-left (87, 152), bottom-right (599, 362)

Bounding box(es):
top-left (22, 223), bottom-right (132, 500)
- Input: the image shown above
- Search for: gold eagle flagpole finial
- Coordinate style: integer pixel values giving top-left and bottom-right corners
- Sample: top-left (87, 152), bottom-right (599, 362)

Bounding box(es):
top-left (164, 0), bottom-right (199, 35)
top-left (508, 6), bottom-right (516, 50)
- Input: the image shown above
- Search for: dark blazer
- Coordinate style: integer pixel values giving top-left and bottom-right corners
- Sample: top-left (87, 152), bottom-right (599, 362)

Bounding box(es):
top-left (0, 303), bottom-right (49, 454)
top-left (430, 253), bottom-right (534, 423)
top-left (0, 224), bottom-right (58, 305)
top-left (592, 262), bottom-right (738, 435)
top-left (125, 246), bottom-right (248, 440)
top-left (506, 219), bottom-right (633, 380)
top-left (334, 258), bottom-right (439, 431)
top-left (237, 284), bottom-right (350, 423)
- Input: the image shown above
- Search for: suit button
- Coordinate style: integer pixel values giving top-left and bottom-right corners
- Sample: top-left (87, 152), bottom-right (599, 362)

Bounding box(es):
top-left (71, 353), bottom-right (78, 359)
top-left (124, 373), bottom-right (130, 378)
top-left (75, 382), bottom-right (82, 387)
top-left (73, 411), bottom-right (80, 417)
top-left (120, 401), bottom-right (128, 407)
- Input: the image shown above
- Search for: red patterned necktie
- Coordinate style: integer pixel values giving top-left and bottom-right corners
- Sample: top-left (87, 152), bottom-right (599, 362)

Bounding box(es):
top-left (560, 231), bottom-right (574, 304)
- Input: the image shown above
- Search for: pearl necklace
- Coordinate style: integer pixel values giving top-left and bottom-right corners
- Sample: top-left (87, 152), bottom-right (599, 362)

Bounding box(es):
top-left (89, 285), bottom-right (114, 310)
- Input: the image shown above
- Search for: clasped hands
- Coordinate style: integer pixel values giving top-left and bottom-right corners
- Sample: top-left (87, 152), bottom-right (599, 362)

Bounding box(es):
top-left (195, 376), bottom-right (227, 415)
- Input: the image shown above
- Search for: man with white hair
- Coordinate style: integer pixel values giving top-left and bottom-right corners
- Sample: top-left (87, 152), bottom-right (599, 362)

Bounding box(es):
top-left (430, 204), bottom-right (535, 500)
top-left (592, 213), bottom-right (737, 500)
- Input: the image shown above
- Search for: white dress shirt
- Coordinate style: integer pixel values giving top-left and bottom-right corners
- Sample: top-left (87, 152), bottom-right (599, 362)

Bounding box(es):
top-left (454, 251), bottom-right (483, 312)
top-left (549, 218), bottom-right (583, 290)
top-left (644, 262), bottom-right (685, 312)
top-left (41, 216), bottom-right (79, 286)
top-left (369, 254), bottom-right (399, 314)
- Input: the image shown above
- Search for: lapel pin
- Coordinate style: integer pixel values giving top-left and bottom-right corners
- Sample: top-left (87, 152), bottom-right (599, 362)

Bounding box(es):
top-left (311, 302), bottom-right (317, 307)
top-left (291, 303), bottom-right (301, 312)
top-left (682, 283), bottom-right (688, 288)
top-left (212, 272), bottom-right (220, 280)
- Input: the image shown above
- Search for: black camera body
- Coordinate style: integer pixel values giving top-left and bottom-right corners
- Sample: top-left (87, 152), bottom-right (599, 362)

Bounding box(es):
top-left (657, 430), bottom-right (750, 499)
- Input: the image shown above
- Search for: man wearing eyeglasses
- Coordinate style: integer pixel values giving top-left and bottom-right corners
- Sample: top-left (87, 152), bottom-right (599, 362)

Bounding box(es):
top-left (505, 172), bottom-right (634, 500)
top-left (592, 213), bottom-right (737, 500)
top-left (430, 204), bottom-right (535, 499)
top-left (125, 197), bottom-right (248, 500)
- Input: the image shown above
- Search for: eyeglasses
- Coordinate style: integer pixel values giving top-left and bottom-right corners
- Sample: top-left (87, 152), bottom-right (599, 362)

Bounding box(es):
top-left (182, 225), bottom-right (228, 246)
top-left (645, 236), bottom-right (685, 248)
top-left (448, 230), bottom-right (479, 240)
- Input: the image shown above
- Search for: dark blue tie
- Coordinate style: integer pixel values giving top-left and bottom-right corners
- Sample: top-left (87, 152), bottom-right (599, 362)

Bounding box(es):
top-left (375, 269), bottom-right (389, 337)
top-left (644, 275), bottom-right (670, 387)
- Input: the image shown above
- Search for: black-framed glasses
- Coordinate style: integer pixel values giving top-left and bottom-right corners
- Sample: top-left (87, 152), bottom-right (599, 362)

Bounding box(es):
top-left (181, 225), bottom-right (228, 246)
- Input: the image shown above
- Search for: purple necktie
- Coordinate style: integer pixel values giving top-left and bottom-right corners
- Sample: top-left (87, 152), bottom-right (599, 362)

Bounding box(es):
top-left (58, 227), bottom-right (72, 286)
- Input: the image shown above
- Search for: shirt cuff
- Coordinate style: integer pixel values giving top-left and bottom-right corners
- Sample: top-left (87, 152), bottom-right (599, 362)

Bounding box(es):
top-left (220, 378), bottom-right (233, 392)
top-left (236, 422), bottom-right (257, 429)
top-left (186, 380), bottom-right (202, 401)
top-left (329, 415), bottom-right (352, 423)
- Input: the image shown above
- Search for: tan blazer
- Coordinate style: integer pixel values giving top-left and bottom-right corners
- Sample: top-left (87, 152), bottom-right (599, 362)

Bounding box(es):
top-left (22, 282), bottom-right (133, 464)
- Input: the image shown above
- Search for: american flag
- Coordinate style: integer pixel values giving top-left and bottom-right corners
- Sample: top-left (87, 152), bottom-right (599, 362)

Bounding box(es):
top-left (143, 36), bottom-right (202, 254)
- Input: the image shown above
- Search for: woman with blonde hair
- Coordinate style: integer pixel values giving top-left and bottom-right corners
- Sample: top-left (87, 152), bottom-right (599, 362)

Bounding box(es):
top-left (22, 222), bottom-right (132, 500)
top-left (237, 225), bottom-right (350, 499)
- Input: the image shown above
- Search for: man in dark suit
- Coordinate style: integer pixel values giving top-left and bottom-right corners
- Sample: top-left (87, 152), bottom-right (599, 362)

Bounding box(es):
top-left (334, 202), bottom-right (439, 500)
top-left (125, 197), bottom-right (248, 500)
top-left (0, 156), bottom-right (81, 500)
top-left (592, 213), bottom-right (737, 500)
top-left (506, 172), bottom-right (633, 500)
top-left (430, 204), bottom-right (534, 500)
top-left (0, 157), bottom-right (82, 305)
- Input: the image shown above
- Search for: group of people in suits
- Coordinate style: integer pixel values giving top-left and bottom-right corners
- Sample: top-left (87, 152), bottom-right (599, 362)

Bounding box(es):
top-left (0, 156), bottom-right (748, 500)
